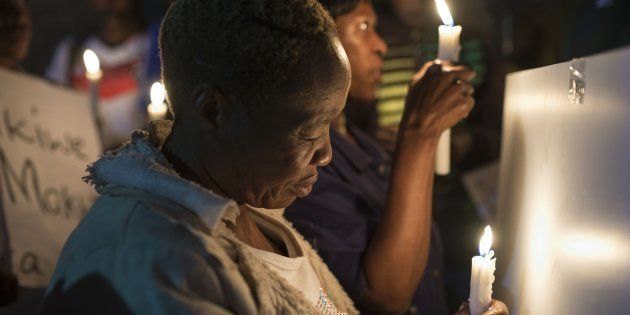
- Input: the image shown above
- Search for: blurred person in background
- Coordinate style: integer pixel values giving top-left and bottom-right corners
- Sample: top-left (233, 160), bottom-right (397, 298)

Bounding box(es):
top-left (0, 1), bottom-right (31, 310)
top-left (45, 0), bottom-right (149, 149)
top-left (0, 0), bottom-right (31, 70)
top-left (286, 0), bottom-right (476, 314)
top-left (373, 0), bottom-right (506, 309)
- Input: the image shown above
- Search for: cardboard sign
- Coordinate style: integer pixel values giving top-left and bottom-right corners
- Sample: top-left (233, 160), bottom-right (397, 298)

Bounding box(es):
top-left (0, 68), bottom-right (101, 288)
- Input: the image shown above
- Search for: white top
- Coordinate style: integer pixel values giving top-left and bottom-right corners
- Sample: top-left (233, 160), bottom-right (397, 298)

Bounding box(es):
top-left (246, 207), bottom-right (345, 314)
top-left (249, 249), bottom-right (322, 305)
top-left (245, 207), bottom-right (321, 304)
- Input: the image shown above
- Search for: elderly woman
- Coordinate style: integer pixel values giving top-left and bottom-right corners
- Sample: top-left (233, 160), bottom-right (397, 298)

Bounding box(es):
top-left (42, 0), bottom-right (507, 314)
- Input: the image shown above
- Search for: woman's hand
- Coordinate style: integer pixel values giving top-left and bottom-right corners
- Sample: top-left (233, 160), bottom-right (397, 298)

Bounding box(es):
top-left (455, 300), bottom-right (509, 315)
top-left (399, 61), bottom-right (475, 142)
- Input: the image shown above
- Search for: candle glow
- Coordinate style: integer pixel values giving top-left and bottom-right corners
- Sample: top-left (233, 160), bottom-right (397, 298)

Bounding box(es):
top-left (150, 82), bottom-right (166, 105)
top-left (435, 0), bottom-right (454, 26)
top-left (479, 225), bottom-right (493, 256)
top-left (148, 82), bottom-right (168, 120)
top-left (434, 0), bottom-right (461, 175)
top-left (469, 225), bottom-right (496, 315)
top-left (82, 49), bottom-right (102, 81)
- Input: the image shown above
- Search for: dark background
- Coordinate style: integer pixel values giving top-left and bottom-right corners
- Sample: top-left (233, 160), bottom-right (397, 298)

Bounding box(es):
top-left (20, 0), bottom-right (630, 76)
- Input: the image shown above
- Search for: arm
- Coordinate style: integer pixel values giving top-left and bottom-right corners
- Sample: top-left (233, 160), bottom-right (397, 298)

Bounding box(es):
top-left (361, 62), bottom-right (476, 314)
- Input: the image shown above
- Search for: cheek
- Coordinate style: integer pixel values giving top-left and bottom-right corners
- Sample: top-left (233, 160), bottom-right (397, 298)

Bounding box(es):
top-left (257, 139), bottom-right (312, 181)
top-left (277, 143), bottom-right (313, 175)
top-left (350, 66), bottom-right (377, 97)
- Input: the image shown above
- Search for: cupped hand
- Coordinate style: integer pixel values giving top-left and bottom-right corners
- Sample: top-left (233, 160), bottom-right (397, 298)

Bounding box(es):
top-left (454, 300), bottom-right (509, 315)
top-left (399, 61), bottom-right (475, 141)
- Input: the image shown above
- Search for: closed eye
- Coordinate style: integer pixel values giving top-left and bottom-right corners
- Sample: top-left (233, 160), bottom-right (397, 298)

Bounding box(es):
top-left (298, 127), bottom-right (329, 142)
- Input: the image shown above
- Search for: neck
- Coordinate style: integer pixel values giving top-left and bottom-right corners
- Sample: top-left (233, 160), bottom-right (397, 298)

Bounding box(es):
top-left (332, 112), bottom-right (357, 145)
top-left (161, 126), bottom-right (229, 199)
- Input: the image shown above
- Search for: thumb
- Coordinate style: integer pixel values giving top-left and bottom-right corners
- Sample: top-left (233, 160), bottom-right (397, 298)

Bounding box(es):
top-left (412, 62), bottom-right (442, 82)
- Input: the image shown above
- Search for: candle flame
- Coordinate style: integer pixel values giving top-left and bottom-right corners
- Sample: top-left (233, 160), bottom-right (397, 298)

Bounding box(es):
top-left (150, 82), bottom-right (166, 105)
top-left (435, 0), bottom-right (454, 26)
top-left (479, 225), bottom-right (493, 256)
top-left (82, 49), bottom-right (101, 74)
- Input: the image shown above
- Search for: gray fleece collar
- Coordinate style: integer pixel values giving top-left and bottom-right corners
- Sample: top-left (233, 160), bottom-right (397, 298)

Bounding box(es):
top-left (83, 120), bottom-right (239, 231)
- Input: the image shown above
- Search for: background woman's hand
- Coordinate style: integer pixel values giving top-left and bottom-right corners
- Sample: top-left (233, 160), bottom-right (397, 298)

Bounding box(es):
top-left (454, 300), bottom-right (509, 315)
top-left (399, 61), bottom-right (475, 141)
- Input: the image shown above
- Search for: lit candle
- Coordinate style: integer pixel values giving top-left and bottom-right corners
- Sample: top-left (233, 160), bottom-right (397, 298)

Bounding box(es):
top-left (469, 225), bottom-right (496, 315)
top-left (83, 49), bottom-right (103, 136)
top-left (147, 82), bottom-right (168, 121)
top-left (434, 0), bottom-right (461, 175)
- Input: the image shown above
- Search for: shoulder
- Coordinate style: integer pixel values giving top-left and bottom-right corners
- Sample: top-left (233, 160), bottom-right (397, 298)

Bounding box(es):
top-left (46, 194), bottom-right (249, 314)
top-left (61, 194), bottom-right (206, 260)
top-left (45, 238), bottom-right (234, 315)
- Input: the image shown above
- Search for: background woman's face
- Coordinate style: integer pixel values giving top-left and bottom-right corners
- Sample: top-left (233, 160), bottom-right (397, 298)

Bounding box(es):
top-left (90, 0), bottom-right (135, 14)
top-left (0, 3), bottom-right (31, 64)
top-left (335, 2), bottom-right (387, 103)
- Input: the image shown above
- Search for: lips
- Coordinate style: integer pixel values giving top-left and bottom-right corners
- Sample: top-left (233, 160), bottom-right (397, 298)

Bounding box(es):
top-left (374, 70), bottom-right (382, 83)
top-left (293, 172), bottom-right (318, 198)
top-left (370, 65), bottom-right (383, 83)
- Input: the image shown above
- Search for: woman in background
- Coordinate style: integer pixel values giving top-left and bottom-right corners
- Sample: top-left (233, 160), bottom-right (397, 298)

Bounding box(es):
top-left (45, 0), bottom-right (148, 149)
top-left (0, 0), bottom-right (31, 70)
top-left (287, 1), bottom-right (479, 314)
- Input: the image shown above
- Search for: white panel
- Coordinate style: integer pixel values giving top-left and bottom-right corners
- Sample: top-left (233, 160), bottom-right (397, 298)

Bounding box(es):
top-left (497, 47), bottom-right (630, 315)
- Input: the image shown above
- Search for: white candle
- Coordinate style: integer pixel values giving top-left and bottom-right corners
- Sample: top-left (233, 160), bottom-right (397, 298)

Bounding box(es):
top-left (147, 82), bottom-right (168, 121)
top-left (438, 24), bottom-right (462, 62)
top-left (83, 49), bottom-right (103, 136)
top-left (434, 0), bottom-right (462, 175)
top-left (469, 225), bottom-right (496, 315)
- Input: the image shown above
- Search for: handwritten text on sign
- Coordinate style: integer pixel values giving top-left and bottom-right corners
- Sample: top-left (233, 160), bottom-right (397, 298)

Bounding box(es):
top-left (0, 68), bottom-right (101, 287)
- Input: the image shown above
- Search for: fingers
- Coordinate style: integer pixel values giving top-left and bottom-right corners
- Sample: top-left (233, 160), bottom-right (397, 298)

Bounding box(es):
top-left (445, 79), bottom-right (474, 105)
top-left (482, 300), bottom-right (509, 315)
top-left (443, 64), bottom-right (476, 81)
top-left (412, 61), bottom-right (441, 82)
top-left (454, 79), bottom-right (475, 96)
top-left (454, 302), bottom-right (470, 315)
top-left (441, 82), bottom-right (474, 124)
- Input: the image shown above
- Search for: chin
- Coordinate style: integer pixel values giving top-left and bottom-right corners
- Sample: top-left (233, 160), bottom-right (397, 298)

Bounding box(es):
top-left (254, 195), bottom-right (297, 210)
top-left (349, 91), bottom-right (376, 104)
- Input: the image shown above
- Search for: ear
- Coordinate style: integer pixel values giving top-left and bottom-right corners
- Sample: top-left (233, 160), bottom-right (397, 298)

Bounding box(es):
top-left (190, 84), bottom-right (230, 131)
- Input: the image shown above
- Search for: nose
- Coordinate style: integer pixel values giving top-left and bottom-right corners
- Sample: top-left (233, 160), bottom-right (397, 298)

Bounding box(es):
top-left (373, 32), bottom-right (388, 57)
top-left (311, 136), bottom-right (333, 167)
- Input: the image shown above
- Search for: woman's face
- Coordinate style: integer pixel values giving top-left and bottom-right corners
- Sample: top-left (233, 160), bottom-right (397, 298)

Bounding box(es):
top-left (207, 42), bottom-right (351, 209)
top-left (0, 4), bottom-right (31, 64)
top-left (90, 0), bottom-right (135, 14)
top-left (335, 2), bottom-right (387, 103)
